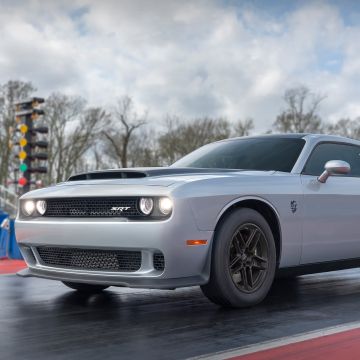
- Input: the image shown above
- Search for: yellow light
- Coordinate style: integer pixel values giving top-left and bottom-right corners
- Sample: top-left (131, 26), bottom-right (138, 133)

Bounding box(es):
top-left (19, 124), bottom-right (28, 134)
top-left (19, 151), bottom-right (27, 160)
top-left (19, 138), bottom-right (27, 147)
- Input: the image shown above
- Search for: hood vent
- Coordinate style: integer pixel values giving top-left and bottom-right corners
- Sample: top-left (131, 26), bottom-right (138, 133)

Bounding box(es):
top-left (68, 167), bottom-right (237, 182)
top-left (68, 171), bottom-right (147, 181)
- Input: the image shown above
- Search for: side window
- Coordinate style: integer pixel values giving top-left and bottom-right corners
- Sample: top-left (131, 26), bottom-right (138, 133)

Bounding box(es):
top-left (303, 143), bottom-right (360, 177)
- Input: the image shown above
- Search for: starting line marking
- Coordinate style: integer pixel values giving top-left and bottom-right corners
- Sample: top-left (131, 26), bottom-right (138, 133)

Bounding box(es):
top-left (189, 320), bottom-right (360, 360)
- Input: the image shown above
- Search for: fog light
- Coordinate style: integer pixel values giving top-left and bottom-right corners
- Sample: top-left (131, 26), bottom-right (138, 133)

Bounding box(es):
top-left (159, 197), bottom-right (173, 215)
top-left (22, 200), bottom-right (35, 216)
top-left (139, 197), bottom-right (154, 215)
top-left (36, 200), bottom-right (47, 215)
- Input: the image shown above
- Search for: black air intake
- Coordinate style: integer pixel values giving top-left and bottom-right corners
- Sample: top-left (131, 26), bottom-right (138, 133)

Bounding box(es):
top-left (37, 247), bottom-right (142, 272)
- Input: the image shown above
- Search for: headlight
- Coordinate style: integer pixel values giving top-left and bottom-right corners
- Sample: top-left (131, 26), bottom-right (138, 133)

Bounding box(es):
top-left (159, 197), bottom-right (173, 215)
top-left (22, 200), bottom-right (35, 216)
top-left (139, 197), bottom-right (154, 215)
top-left (36, 200), bottom-right (47, 215)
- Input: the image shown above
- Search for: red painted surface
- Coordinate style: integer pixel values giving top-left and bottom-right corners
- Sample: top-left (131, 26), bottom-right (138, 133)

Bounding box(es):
top-left (0, 259), bottom-right (27, 274)
top-left (229, 327), bottom-right (360, 360)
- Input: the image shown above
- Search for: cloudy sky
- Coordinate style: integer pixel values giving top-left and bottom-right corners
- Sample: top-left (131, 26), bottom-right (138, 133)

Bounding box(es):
top-left (0, 0), bottom-right (360, 132)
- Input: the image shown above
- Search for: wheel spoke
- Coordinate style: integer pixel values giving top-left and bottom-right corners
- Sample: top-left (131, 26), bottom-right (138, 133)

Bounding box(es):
top-left (245, 228), bottom-right (260, 251)
top-left (253, 254), bottom-right (267, 263)
top-left (253, 255), bottom-right (267, 270)
top-left (234, 231), bottom-right (246, 249)
top-left (252, 263), bottom-right (266, 271)
top-left (233, 238), bottom-right (242, 255)
top-left (230, 256), bottom-right (241, 269)
top-left (232, 264), bottom-right (243, 274)
top-left (240, 267), bottom-right (249, 290)
top-left (246, 266), bottom-right (253, 288)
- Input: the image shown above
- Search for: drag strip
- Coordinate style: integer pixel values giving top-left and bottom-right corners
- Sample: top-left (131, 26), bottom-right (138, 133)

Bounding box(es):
top-left (195, 321), bottom-right (360, 359)
top-left (2, 269), bottom-right (360, 360)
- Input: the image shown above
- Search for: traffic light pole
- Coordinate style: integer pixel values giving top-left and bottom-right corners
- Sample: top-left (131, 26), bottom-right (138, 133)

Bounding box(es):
top-left (22, 113), bottom-right (32, 193)
top-left (14, 97), bottom-right (48, 194)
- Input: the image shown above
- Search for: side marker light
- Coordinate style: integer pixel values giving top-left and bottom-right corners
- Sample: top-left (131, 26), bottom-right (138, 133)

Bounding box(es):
top-left (186, 240), bottom-right (208, 246)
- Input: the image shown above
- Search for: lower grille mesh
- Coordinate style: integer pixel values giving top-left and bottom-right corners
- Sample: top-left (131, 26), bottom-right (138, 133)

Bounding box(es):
top-left (153, 252), bottom-right (165, 271)
top-left (36, 247), bottom-right (142, 272)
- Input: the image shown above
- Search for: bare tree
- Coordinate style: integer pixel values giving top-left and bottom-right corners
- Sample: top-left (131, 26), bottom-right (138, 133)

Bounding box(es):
top-left (102, 96), bottom-right (147, 168)
top-left (233, 118), bottom-right (254, 137)
top-left (158, 116), bottom-right (231, 165)
top-left (0, 80), bottom-right (35, 185)
top-left (61, 107), bottom-right (109, 178)
top-left (127, 127), bottom-right (161, 167)
top-left (45, 93), bottom-right (108, 183)
top-left (92, 144), bottom-right (114, 170)
top-left (326, 118), bottom-right (360, 140)
top-left (273, 86), bottom-right (326, 133)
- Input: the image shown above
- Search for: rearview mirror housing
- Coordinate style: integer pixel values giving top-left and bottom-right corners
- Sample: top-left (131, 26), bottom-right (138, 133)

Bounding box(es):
top-left (318, 160), bottom-right (351, 183)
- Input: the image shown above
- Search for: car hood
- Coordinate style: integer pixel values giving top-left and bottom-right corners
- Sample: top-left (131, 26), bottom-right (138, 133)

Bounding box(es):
top-left (65, 167), bottom-right (276, 186)
top-left (21, 167), bottom-right (276, 199)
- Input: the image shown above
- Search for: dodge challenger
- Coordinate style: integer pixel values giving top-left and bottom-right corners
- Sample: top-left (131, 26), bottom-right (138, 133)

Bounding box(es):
top-left (15, 134), bottom-right (360, 307)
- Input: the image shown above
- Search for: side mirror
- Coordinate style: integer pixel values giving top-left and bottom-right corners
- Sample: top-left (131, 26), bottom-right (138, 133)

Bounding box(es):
top-left (318, 160), bottom-right (351, 183)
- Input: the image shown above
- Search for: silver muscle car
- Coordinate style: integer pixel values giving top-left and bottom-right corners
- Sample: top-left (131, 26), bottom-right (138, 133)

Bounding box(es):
top-left (15, 134), bottom-right (360, 307)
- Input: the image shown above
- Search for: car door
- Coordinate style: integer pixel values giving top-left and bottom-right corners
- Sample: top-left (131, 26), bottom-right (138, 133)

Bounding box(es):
top-left (300, 142), bottom-right (360, 264)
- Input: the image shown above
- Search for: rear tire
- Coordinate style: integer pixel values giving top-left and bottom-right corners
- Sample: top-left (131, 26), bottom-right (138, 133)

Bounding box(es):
top-left (201, 208), bottom-right (276, 308)
top-left (62, 281), bottom-right (109, 293)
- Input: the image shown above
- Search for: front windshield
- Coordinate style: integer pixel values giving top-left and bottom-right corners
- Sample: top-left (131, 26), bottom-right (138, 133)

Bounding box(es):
top-left (172, 137), bottom-right (305, 172)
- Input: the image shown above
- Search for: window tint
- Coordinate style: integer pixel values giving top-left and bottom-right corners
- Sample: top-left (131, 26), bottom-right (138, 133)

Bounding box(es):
top-left (172, 138), bottom-right (305, 172)
top-left (303, 143), bottom-right (360, 177)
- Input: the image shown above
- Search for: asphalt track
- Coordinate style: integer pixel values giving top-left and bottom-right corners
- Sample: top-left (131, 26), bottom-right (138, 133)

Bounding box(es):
top-left (2, 269), bottom-right (360, 359)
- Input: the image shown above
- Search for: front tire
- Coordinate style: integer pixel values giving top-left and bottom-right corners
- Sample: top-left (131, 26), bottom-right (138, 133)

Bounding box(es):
top-left (201, 208), bottom-right (276, 308)
top-left (62, 281), bottom-right (109, 293)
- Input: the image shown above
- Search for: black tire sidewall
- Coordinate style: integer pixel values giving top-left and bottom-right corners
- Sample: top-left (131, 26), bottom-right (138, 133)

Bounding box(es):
top-left (210, 207), bottom-right (276, 307)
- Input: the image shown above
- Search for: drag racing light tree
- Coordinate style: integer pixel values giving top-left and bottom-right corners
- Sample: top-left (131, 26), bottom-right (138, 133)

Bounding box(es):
top-left (14, 98), bottom-right (48, 193)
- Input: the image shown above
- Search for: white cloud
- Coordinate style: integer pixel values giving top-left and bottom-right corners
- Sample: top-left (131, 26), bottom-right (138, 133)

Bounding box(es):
top-left (0, 0), bottom-right (360, 132)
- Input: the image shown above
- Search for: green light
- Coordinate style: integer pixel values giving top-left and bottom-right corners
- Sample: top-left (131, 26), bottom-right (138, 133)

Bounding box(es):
top-left (19, 163), bottom-right (28, 172)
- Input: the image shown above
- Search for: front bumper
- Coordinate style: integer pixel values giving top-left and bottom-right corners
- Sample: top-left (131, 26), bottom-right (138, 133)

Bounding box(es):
top-left (15, 199), bottom-right (214, 289)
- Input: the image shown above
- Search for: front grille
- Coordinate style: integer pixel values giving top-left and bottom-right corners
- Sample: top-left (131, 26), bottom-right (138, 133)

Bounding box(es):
top-left (44, 197), bottom-right (141, 217)
top-left (153, 252), bottom-right (165, 271)
top-left (36, 247), bottom-right (142, 272)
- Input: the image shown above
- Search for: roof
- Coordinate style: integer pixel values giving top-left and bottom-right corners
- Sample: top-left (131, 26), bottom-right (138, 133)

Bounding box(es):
top-left (220, 133), bottom-right (360, 144)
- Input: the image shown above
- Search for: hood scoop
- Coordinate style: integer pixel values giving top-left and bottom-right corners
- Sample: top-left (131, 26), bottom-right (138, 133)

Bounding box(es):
top-left (67, 167), bottom-right (237, 182)
top-left (68, 171), bottom-right (147, 181)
